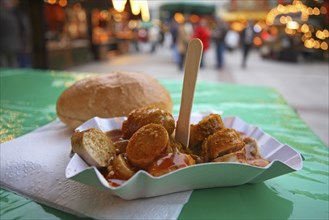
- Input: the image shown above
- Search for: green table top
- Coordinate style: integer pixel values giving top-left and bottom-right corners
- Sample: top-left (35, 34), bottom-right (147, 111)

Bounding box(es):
top-left (1, 69), bottom-right (328, 219)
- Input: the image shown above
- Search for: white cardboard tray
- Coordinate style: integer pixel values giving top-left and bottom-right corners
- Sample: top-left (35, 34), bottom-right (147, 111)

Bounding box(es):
top-left (66, 114), bottom-right (303, 200)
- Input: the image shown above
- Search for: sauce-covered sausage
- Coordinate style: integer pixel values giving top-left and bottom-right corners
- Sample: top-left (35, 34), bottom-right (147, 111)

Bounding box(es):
top-left (126, 123), bottom-right (170, 169)
top-left (122, 106), bottom-right (175, 139)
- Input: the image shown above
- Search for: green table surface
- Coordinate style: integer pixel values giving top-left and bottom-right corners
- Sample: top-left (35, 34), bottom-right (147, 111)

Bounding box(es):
top-left (0, 69), bottom-right (328, 219)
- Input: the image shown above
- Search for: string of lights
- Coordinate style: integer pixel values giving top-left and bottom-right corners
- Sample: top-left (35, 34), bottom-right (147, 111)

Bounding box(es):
top-left (266, 0), bottom-right (328, 51)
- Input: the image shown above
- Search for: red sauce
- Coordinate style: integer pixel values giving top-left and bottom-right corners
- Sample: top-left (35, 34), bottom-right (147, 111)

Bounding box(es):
top-left (106, 129), bottom-right (124, 142)
top-left (108, 178), bottom-right (126, 187)
top-left (107, 152), bottom-right (194, 186)
top-left (148, 152), bottom-right (193, 177)
top-left (106, 170), bottom-right (130, 187)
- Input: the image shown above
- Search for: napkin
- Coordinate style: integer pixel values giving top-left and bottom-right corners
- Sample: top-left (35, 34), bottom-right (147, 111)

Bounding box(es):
top-left (0, 120), bottom-right (192, 219)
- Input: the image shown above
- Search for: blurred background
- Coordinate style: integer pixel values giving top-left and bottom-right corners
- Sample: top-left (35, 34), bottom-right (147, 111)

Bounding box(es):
top-left (0, 0), bottom-right (328, 145)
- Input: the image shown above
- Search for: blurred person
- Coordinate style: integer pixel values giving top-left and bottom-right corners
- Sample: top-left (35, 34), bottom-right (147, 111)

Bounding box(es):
top-left (148, 24), bottom-right (160, 53)
top-left (158, 23), bottom-right (165, 47)
top-left (131, 26), bottom-right (140, 52)
top-left (0, 0), bottom-right (21, 67)
top-left (224, 29), bottom-right (239, 52)
top-left (169, 19), bottom-right (178, 48)
top-left (213, 18), bottom-right (228, 69)
top-left (169, 19), bottom-right (180, 64)
top-left (14, 2), bottom-right (32, 67)
top-left (184, 18), bottom-right (193, 37)
top-left (240, 20), bottom-right (255, 68)
top-left (193, 18), bottom-right (210, 68)
top-left (176, 20), bottom-right (192, 71)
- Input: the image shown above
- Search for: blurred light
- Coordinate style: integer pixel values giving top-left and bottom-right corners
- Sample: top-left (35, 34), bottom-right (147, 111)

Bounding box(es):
top-left (320, 6), bottom-right (327, 14)
top-left (260, 31), bottom-right (270, 40)
top-left (266, 11), bottom-right (277, 25)
top-left (47, 0), bottom-right (56, 4)
top-left (316, 30), bottom-right (325, 40)
top-left (113, 13), bottom-right (123, 22)
top-left (253, 36), bottom-right (262, 46)
top-left (305, 31), bottom-right (312, 38)
top-left (100, 10), bottom-right (109, 19)
top-left (128, 20), bottom-right (138, 29)
top-left (285, 27), bottom-right (292, 34)
top-left (112, 0), bottom-right (127, 13)
top-left (231, 22), bottom-right (244, 32)
top-left (304, 39), bottom-right (314, 48)
top-left (174, 12), bottom-right (185, 24)
top-left (277, 4), bottom-right (285, 13)
top-left (257, 21), bottom-right (267, 29)
top-left (320, 42), bottom-right (328, 50)
top-left (286, 21), bottom-right (299, 30)
top-left (295, 0), bottom-right (303, 7)
top-left (323, 29), bottom-right (329, 38)
top-left (285, 27), bottom-right (296, 35)
top-left (301, 24), bottom-right (309, 33)
top-left (130, 0), bottom-right (140, 15)
top-left (59, 0), bottom-right (67, 7)
top-left (314, 40), bottom-right (320, 49)
top-left (313, 7), bottom-right (320, 15)
top-left (289, 5), bottom-right (297, 13)
top-left (266, 1), bottom-right (309, 26)
top-left (307, 7), bottom-right (313, 15)
top-left (190, 15), bottom-right (200, 23)
top-left (301, 14), bottom-right (308, 21)
top-left (139, 0), bottom-right (150, 22)
top-left (253, 24), bottom-right (262, 33)
top-left (280, 16), bottom-right (286, 24)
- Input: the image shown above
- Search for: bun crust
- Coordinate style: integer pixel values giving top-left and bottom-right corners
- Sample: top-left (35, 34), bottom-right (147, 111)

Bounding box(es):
top-left (56, 72), bottom-right (173, 128)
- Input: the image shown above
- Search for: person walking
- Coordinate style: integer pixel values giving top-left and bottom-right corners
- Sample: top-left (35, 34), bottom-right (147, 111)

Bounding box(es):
top-left (0, 0), bottom-right (22, 67)
top-left (169, 19), bottom-right (180, 65)
top-left (240, 21), bottom-right (255, 68)
top-left (193, 18), bottom-right (210, 68)
top-left (176, 20), bottom-right (191, 70)
top-left (213, 19), bottom-right (228, 69)
top-left (148, 24), bottom-right (160, 53)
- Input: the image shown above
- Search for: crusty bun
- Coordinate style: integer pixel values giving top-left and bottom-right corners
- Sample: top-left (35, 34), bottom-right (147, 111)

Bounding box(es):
top-left (56, 72), bottom-right (173, 129)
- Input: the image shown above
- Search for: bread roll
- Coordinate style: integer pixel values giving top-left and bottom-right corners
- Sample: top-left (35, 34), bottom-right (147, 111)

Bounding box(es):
top-left (56, 72), bottom-right (173, 129)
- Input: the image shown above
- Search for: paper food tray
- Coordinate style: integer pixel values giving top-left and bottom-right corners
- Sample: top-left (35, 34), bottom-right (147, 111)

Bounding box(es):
top-left (66, 114), bottom-right (303, 200)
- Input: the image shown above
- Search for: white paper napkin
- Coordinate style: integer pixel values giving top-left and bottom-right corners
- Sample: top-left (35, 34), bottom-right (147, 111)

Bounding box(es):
top-left (0, 120), bottom-right (192, 219)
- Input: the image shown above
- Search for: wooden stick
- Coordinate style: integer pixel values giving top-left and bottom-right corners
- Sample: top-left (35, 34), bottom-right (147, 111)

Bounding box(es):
top-left (175, 38), bottom-right (203, 147)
